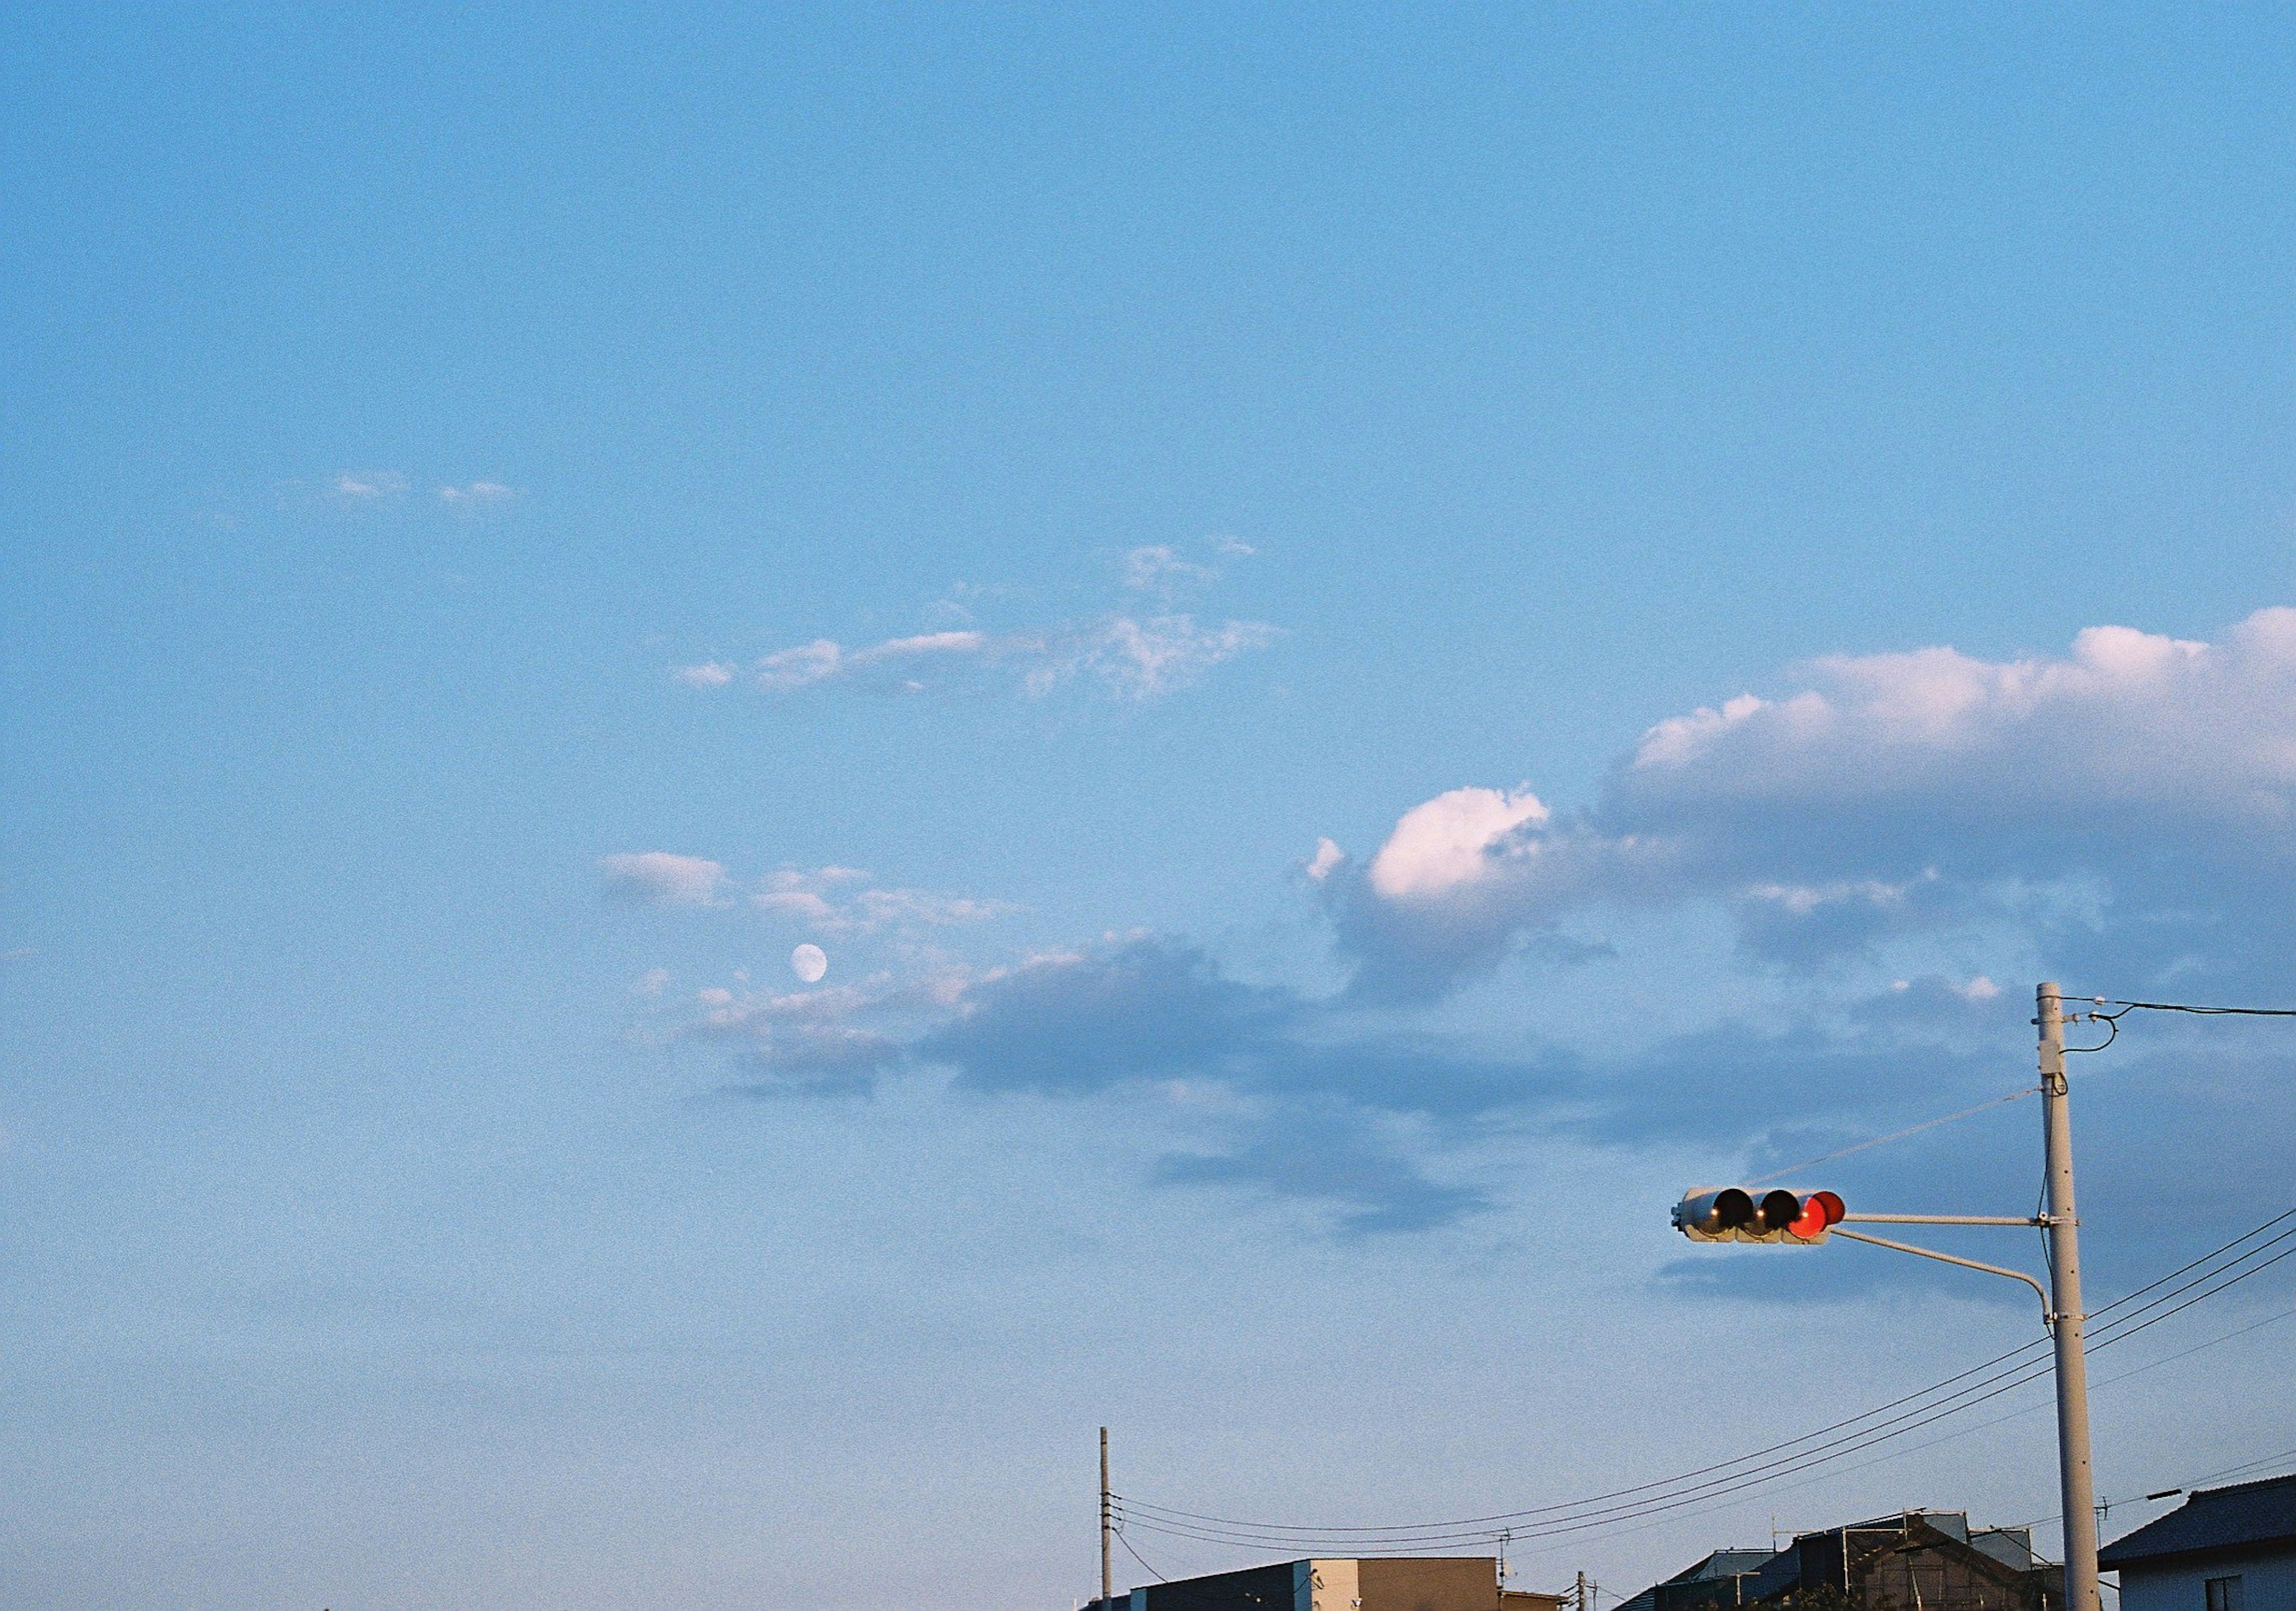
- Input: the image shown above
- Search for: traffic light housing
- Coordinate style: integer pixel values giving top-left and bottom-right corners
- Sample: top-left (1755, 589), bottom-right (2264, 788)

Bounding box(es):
top-left (1673, 1187), bottom-right (1845, 1244)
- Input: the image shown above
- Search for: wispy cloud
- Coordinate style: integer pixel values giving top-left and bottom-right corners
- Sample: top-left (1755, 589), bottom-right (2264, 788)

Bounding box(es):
top-left (1058, 615), bottom-right (1281, 699)
top-left (754, 865), bottom-right (1015, 934)
top-left (600, 851), bottom-right (731, 906)
top-left (283, 469), bottom-right (511, 513)
top-left (438, 480), bottom-right (517, 509)
top-left (695, 982), bottom-right (912, 1098)
top-left (602, 854), bottom-right (1013, 935)
top-left (676, 618), bottom-right (1277, 701)
top-left (657, 968), bottom-right (970, 1099)
top-left (670, 540), bottom-right (1277, 701)
top-left (327, 470), bottom-right (408, 502)
top-left (1122, 543), bottom-right (1214, 597)
top-left (754, 631), bottom-right (993, 692)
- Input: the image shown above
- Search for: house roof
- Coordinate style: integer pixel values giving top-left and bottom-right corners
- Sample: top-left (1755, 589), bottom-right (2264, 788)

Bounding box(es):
top-left (1614, 1548), bottom-right (1776, 1611)
top-left (1683, 1552), bottom-right (1779, 1581)
top-left (2099, 1474), bottom-right (2296, 1571)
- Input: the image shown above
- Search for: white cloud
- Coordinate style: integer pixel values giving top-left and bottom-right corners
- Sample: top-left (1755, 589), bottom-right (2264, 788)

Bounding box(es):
top-left (1085, 615), bottom-right (1280, 699)
top-left (1366, 787), bottom-right (1549, 899)
top-left (600, 851), bottom-right (730, 906)
top-left (1739, 873), bottom-right (1929, 918)
top-left (755, 638), bottom-right (850, 691)
top-left (746, 631), bottom-right (993, 692)
top-left (1617, 616), bottom-right (2274, 823)
top-left (328, 470), bottom-right (408, 501)
top-left (753, 865), bottom-right (1015, 934)
top-left (851, 888), bottom-right (1013, 927)
top-left (853, 631), bottom-right (991, 668)
top-left (676, 543), bottom-right (1276, 703)
top-left (648, 965), bottom-right (982, 1096)
top-left (766, 866), bottom-right (868, 889)
top-left (755, 888), bottom-right (840, 923)
top-left (438, 481), bottom-right (517, 508)
top-left (708, 617), bottom-right (1275, 702)
top-left (1305, 837), bottom-right (1346, 882)
top-left (1338, 608), bottom-right (2296, 993)
top-left (1123, 544), bottom-right (1214, 594)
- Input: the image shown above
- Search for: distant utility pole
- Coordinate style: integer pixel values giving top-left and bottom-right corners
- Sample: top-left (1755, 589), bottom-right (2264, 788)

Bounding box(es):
top-left (1577, 1569), bottom-right (1590, 1611)
top-left (1101, 1426), bottom-right (1113, 1609)
top-left (2037, 986), bottom-right (2100, 1611)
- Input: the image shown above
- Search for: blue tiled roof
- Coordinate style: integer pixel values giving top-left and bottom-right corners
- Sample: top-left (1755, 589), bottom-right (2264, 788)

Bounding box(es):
top-left (2099, 1474), bottom-right (2296, 1570)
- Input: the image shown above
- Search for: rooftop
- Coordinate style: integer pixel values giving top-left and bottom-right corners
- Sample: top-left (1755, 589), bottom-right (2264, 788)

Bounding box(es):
top-left (2099, 1473), bottom-right (2296, 1571)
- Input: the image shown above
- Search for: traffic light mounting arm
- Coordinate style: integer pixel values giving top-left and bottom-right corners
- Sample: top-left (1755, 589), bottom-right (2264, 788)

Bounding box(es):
top-left (1842, 1212), bottom-right (2044, 1226)
top-left (1830, 1227), bottom-right (2053, 1322)
top-left (1670, 1190), bottom-right (2050, 1313)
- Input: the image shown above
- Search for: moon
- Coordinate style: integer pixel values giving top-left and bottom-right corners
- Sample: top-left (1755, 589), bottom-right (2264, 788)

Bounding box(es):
top-left (790, 943), bottom-right (828, 984)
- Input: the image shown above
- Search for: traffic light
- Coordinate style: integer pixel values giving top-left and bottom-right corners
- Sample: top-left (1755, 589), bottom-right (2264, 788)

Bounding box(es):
top-left (1672, 1187), bottom-right (1845, 1244)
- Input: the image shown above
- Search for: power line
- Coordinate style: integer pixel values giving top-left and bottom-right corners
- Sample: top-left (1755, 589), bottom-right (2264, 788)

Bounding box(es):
top-left (1115, 1526), bottom-right (1171, 1582)
top-left (1767, 1303), bottom-right (2296, 1498)
top-left (2101, 999), bottom-right (2296, 1018)
top-left (1119, 1335), bottom-right (2062, 1537)
top-left (1116, 1272), bottom-right (2240, 1553)
top-left (1112, 1227), bottom-right (2295, 1556)
top-left (1746, 1086), bottom-right (2039, 1187)
top-left (2086, 1304), bottom-right (2294, 1392)
top-left (1112, 1210), bottom-right (2296, 1556)
top-left (2185, 1444), bottom-right (2296, 1488)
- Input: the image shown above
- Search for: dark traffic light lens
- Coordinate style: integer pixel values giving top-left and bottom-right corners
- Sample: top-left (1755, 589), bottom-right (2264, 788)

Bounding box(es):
top-left (1712, 1188), bottom-right (1755, 1229)
top-left (1758, 1189), bottom-right (1804, 1230)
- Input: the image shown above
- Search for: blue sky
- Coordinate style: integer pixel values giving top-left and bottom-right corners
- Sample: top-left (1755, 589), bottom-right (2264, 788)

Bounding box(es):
top-left (6, 7), bottom-right (2296, 1609)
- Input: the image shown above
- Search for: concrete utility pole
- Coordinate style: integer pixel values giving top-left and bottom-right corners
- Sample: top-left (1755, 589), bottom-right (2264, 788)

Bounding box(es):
top-left (1101, 1426), bottom-right (1114, 1609)
top-left (2037, 985), bottom-right (2100, 1611)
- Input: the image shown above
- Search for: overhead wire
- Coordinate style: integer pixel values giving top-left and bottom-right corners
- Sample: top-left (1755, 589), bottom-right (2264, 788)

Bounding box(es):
top-left (1745, 1086), bottom-right (2039, 1188)
top-left (1117, 1231), bottom-right (2294, 1554)
top-left (2062, 992), bottom-right (2296, 1051)
top-left (2185, 1444), bottom-right (2296, 1488)
top-left (1110, 1209), bottom-right (2296, 1557)
top-left (1769, 1301), bottom-right (2296, 1496)
top-left (1115, 1526), bottom-right (1170, 1582)
top-left (1106, 1002), bottom-right (2296, 1592)
top-left (2098, 999), bottom-right (2296, 1018)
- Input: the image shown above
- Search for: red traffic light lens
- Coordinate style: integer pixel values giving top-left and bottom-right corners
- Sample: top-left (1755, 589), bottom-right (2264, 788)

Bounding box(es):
top-left (1788, 1190), bottom-right (1846, 1239)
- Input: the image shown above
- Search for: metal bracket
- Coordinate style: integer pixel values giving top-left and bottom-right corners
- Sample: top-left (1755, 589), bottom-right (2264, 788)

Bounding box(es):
top-left (1830, 1228), bottom-right (2054, 1322)
top-left (1844, 1213), bottom-right (2045, 1227)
